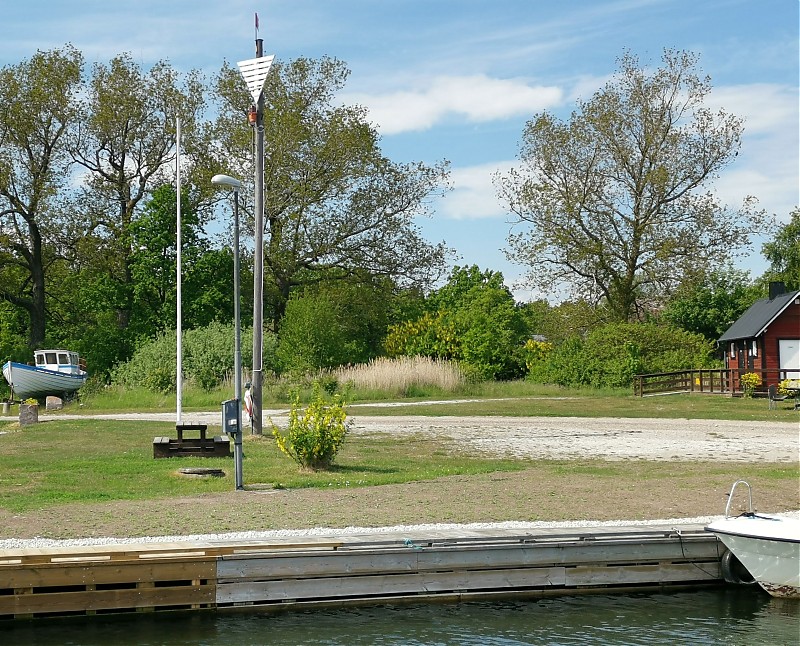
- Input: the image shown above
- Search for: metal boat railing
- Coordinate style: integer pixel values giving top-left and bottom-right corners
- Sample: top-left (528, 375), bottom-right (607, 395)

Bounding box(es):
top-left (724, 480), bottom-right (753, 518)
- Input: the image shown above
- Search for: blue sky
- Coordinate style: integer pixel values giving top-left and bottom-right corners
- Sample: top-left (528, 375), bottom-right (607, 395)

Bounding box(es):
top-left (2, 0), bottom-right (797, 299)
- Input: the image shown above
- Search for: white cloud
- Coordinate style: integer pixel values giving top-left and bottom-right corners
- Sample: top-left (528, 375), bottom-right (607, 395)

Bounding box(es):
top-left (707, 83), bottom-right (799, 219)
top-left (708, 84), bottom-right (798, 136)
top-left (437, 161), bottom-right (516, 220)
top-left (343, 75), bottom-right (563, 135)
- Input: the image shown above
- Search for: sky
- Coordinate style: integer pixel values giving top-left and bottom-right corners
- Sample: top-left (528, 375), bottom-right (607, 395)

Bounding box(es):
top-left (1, 0), bottom-right (797, 300)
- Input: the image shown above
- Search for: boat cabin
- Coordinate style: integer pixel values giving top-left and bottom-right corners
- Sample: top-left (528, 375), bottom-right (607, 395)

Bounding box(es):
top-left (34, 350), bottom-right (84, 376)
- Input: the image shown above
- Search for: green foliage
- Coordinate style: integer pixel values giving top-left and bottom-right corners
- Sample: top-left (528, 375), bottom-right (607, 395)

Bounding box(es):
top-left (276, 291), bottom-right (359, 374)
top-left (386, 266), bottom-right (528, 380)
top-left (270, 384), bottom-right (351, 470)
top-left (661, 267), bottom-right (760, 340)
top-left (111, 322), bottom-right (269, 392)
top-left (527, 322), bottom-right (717, 388)
top-left (761, 207), bottom-right (800, 291)
top-left (499, 49), bottom-right (767, 322)
top-left (214, 56), bottom-right (449, 329)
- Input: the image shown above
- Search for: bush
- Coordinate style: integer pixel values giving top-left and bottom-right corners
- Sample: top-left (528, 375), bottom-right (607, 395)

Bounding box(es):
top-left (276, 291), bottom-right (368, 374)
top-left (527, 322), bottom-right (717, 389)
top-left (740, 372), bottom-right (761, 398)
top-left (385, 266), bottom-right (529, 381)
top-left (270, 384), bottom-right (351, 470)
top-left (111, 322), bottom-right (273, 392)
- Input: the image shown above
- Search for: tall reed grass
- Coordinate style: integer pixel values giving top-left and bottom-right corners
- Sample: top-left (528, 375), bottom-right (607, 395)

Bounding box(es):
top-left (334, 356), bottom-right (465, 396)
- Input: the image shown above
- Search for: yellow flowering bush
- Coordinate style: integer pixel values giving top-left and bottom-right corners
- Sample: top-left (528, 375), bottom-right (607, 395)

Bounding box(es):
top-left (739, 372), bottom-right (761, 398)
top-left (270, 384), bottom-right (350, 471)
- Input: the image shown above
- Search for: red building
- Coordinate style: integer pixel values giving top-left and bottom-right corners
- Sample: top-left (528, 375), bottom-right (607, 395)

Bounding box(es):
top-left (718, 282), bottom-right (800, 391)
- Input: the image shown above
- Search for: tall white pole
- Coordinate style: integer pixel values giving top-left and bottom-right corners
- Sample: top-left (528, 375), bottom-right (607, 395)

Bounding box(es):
top-left (176, 117), bottom-right (183, 424)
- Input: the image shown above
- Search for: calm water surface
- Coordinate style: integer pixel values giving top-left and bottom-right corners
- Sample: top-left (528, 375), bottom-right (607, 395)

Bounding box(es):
top-left (4, 589), bottom-right (798, 645)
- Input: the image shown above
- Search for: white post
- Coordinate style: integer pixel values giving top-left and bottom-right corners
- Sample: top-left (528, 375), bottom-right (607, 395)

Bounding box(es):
top-left (176, 117), bottom-right (183, 424)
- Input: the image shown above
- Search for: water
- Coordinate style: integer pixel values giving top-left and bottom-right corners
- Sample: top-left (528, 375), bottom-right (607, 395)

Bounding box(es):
top-left (4, 589), bottom-right (798, 645)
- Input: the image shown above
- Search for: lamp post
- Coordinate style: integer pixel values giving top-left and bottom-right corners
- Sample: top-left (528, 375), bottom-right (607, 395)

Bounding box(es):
top-left (211, 173), bottom-right (244, 490)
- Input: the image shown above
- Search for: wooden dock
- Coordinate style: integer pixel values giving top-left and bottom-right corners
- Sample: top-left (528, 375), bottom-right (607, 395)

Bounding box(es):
top-left (0, 524), bottom-right (725, 620)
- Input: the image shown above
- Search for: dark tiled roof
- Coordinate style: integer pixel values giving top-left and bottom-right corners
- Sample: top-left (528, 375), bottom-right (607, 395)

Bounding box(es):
top-left (718, 290), bottom-right (800, 342)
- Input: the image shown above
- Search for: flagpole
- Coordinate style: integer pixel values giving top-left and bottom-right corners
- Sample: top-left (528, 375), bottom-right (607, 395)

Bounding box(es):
top-left (176, 117), bottom-right (183, 424)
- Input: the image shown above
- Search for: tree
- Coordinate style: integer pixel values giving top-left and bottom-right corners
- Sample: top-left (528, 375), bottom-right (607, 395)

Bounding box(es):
top-left (660, 266), bottom-right (760, 340)
top-left (498, 50), bottom-right (769, 322)
top-left (213, 56), bottom-right (451, 330)
top-left (386, 266), bottom-right (529, 380)
top-left (69, 54), bottom-right (206, 336)
top-left (761, 207), bottom-right (800, 291)
top-left (276, 276), bottom-right (399, 373)
top-left (0, 46), bottom-right (84, 349)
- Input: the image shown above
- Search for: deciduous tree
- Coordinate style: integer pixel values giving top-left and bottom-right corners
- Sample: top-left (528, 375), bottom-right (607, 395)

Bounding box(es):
top-left (0, 46), bottom-right (83, 349)
top-left (761, 207), bottom-right (800, 291)
top-left (498, 50), bottom-right (768, 322)
top-left (213, 56), bottom-right (451, 329)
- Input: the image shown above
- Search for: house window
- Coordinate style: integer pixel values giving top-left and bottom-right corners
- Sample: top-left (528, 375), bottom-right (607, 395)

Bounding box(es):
top-left (730, 343), bottom-right (735, 358)
top-left (751, 340), bottom-right (757, 357)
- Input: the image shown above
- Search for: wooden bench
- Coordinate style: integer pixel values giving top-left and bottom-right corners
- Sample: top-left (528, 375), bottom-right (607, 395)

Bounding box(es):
top-left (153, 424), bottom-right (231, 458)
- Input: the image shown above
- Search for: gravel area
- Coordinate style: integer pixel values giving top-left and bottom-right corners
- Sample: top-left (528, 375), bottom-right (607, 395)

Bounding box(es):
top-left (43, 411), bottom-right (800, 463)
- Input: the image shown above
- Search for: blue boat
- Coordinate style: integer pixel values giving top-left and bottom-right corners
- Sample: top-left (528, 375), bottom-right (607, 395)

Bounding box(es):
top-left (2, 349), bottom-right (87, 401)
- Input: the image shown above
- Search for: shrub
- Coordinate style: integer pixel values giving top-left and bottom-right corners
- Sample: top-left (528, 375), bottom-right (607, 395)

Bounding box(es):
top-left (526, 322), bottom-right (717, 389)
top-left (111, 322), bottom-right (269, 392)
top-left (740, 372), bottom-right (761, 398)
top-left (276, 291), bottom-right (369, 374)
top-left (270, 384), bottom-right (351, 470)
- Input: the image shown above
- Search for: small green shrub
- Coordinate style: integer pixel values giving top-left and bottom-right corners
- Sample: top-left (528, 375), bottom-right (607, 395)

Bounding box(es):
top-left (270, 384), bottom-right (351, 470)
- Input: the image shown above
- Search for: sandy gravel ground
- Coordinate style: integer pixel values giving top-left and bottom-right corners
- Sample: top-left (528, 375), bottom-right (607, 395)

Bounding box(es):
top-left (45, 411), bottom-right (799, 463)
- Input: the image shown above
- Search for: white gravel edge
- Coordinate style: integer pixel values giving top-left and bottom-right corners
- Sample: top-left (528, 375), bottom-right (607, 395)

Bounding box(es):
top-left (2, 512), bottom-right (798, 550)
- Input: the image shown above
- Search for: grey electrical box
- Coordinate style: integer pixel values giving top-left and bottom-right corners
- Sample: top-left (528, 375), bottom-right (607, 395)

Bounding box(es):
top-left (222, 399), bottom-right (240, 436)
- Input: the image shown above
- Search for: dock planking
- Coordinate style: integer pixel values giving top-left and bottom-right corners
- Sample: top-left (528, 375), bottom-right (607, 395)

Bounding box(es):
top-left (0, 524), bottom-right (725, 620)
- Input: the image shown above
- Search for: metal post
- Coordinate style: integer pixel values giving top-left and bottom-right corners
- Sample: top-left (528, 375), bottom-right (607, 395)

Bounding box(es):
top-left (211, 174), bottom-right (245, 490)
top-left (232, 189), bottom-right (243, 489)
top-left (251, 37), bottom-right (265, 436)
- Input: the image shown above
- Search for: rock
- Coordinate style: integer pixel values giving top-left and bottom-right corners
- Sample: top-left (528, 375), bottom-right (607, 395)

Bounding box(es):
top-left (19, 404), bottom-right (39, 426)
top-left (46, 396), bottom-right (64, 411)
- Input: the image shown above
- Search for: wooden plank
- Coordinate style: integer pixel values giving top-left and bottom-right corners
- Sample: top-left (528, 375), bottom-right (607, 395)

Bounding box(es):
top-left (1, 559), bottom-right (217, 589)
top-left (216, 566), bottom-right (567, 604)
top-left (0, 584), bottom-right (215, 616)
top-left (0, 540), bottom-right (341, 565)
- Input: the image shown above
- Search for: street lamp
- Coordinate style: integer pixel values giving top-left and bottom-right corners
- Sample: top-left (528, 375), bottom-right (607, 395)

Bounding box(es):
top-left (211, 173), bottom-right (244, 490)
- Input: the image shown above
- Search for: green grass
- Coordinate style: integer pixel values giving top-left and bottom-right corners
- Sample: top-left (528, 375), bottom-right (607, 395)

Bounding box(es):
top-left (72, 381), bottom-right (799, 422)
top-left (350, 391), bottom-right (799, 421)
top-left (0, 419), bottom-right (525, 513)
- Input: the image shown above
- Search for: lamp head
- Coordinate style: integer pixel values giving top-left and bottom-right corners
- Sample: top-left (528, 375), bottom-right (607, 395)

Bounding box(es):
top-left (211, 174), bottom-right (243, 190)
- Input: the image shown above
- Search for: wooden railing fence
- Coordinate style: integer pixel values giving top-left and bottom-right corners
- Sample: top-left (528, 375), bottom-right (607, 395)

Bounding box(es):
top-left (633, 368), bottom-right (798, 397)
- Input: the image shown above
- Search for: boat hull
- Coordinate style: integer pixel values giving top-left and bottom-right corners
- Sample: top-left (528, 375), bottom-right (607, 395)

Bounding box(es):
top-left (706, 515), bottom-right (800, 598)
top-left (2, 361), bottom-right (87, 400)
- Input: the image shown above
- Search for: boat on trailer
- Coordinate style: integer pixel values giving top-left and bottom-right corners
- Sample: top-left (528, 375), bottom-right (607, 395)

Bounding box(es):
top-left (705, 480), bottom-right (800, 598)
top-left (2, 350), bottom-right (87, 402)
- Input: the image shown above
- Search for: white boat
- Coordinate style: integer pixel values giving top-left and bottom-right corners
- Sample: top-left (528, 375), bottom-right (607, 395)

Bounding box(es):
top-left (2, 349), bottom-right (87, 401)
top-left (706, 480), bottom-right (800, 598)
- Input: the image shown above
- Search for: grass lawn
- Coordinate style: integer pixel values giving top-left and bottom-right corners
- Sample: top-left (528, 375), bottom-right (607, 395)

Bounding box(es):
top-left (0, 419), bottom-right (527, 513)
top-left (0, 388), bottom-right (796, 539)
